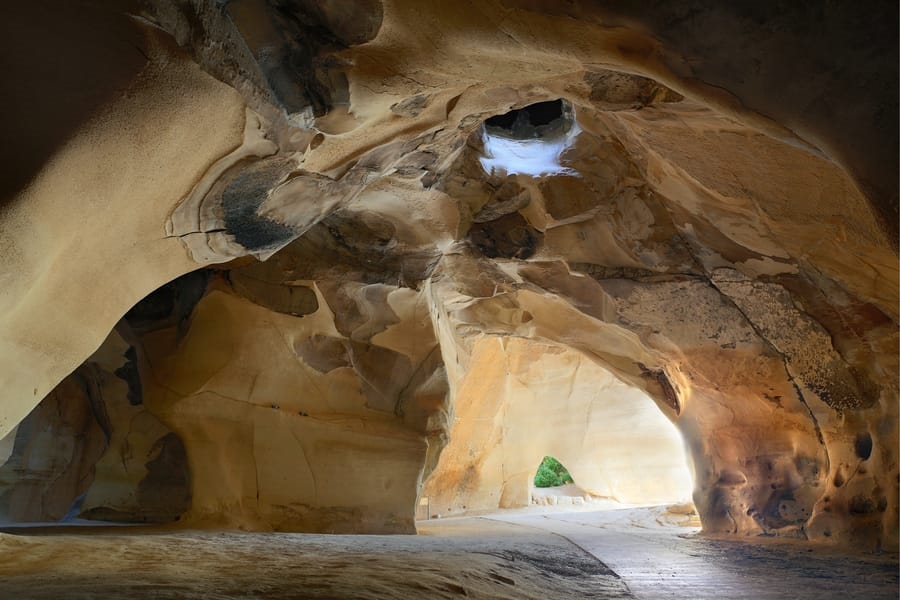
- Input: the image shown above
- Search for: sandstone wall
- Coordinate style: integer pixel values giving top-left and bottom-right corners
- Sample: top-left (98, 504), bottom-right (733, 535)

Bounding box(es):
top-left (0, 329), bottom-right (189, 524)
top-left (0, 1), bottom-right (895, 549)
top-left (136, 268), bottom-right (445, 532)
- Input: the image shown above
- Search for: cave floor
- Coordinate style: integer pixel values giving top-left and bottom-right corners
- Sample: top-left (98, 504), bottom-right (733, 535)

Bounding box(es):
top-left (0, 506), bottom-right (896, 600)
top-left (485, 506), bottom-right (900, 599)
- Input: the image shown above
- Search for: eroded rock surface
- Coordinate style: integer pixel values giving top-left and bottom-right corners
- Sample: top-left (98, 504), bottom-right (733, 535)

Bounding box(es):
top-left (0, 329), bottom-right (189, 524)
top-left (0, 0), bottom-right (896, 549)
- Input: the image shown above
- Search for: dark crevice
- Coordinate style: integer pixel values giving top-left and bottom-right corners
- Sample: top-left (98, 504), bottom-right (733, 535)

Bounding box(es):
top-left (485, 99), bottom-right (563, 129)
top-left (468, 212), bottom-right (542, 260)
top-left (484, 99), bottom-right (573, 140)
top-left (113, 347), bottom-right (142, 406)
top-left (124, 270), bottom-right (211, 335)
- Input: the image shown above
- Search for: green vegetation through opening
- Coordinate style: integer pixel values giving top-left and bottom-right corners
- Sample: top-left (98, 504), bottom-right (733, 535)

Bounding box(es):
top-left (534, 456), bottom-right (574, 488)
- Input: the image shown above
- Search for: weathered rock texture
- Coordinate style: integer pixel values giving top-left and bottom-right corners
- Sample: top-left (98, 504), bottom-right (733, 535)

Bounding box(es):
top-left (0, 366), bottom-right (107, 522)
top-left (0, 328), bottom-right (190, 524)
top-left (139, 275), bottom-right (443, 532)
top-left (0, 1), bottom-right (896, 549)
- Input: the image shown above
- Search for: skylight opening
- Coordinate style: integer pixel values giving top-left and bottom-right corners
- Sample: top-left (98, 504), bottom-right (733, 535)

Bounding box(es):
top-left (479, 99), bottom-right (579, 177)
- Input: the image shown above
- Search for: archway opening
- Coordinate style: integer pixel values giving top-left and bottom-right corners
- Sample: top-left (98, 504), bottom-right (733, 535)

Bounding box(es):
top-left (421, 337), bottom-right (697, 524)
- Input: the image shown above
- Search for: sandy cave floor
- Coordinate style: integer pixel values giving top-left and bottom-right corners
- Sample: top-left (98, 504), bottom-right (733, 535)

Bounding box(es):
top-left (0, 503), bottom-right (897, 600)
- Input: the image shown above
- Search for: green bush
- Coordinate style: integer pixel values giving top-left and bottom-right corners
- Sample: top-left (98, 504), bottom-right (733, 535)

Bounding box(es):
top-left (533, 456), bottom-right (574, 488)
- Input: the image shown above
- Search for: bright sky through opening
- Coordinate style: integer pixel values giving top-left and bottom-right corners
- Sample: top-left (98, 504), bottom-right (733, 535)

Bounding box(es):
top-left (479, 124), bottom-right (580, 177)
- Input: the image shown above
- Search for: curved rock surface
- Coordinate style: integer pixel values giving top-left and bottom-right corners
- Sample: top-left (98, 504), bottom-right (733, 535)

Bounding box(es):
top-left (0, 0), bottom-right (896, 550)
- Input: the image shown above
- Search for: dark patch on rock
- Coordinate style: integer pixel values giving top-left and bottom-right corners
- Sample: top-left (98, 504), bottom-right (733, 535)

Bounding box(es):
top-left (848, 495), bottom-right (878, 515)
top-left (539, 174), bottom-right (605, 221)
top-left (804, 370), bottom-right (869, 412)
top-left (232, 211), bottom-right (440, 287)
top-left (294, 335), bottom-right (413, 413)
top-left (233, 0), bottom-right (383, 116)
top-left (468, 212), bottom-right (541, 259)
top-left (136, 433), bottom-right (191, 522)
top-left (80, 433), bottom-right (191, 524)
top-left (717, 470), bottom-right (747, 486)
top-left (421, 171), bottom-right (439, 189)
top-left (0, 369), bottom-right (108, 522)
top-left (393, 150), bottom-right (438, 176)
top-left (793, 455), bottom-right (821, 481)
top-left (571, 262), bottom-right (685, 281)
top-left (391, 94), bottom-right (429, 117)
top-left (655, 370), bottom-right (681, 414)
top-left (855, 431), bottom-right (874, 460)
top-left (473, 178), bottom-right (531, 223)
top-left (584, 69), bottom-right (683, 109)
top-left (126, 284), bottom-right (175, 323)
top-left (294, 335), bottom-right (351, 373)
top-left (761, 491), bottom-right (809, 529)
top-left (702, 486), bottom-right (738, 533)
top-left (317, 281), bottom-right (396, 340)
top-left (230, 264), bottom-right (319, 317)
top-left (222, 158), bottom-right (297, 252)
top-left (124, 270), bottom-right (210, 334)
top-left (349, 341), bottom-right (414, 413)
top-left (113, 346), bottom-right (142, 406)
top-left (833, 470), bottom-right (845, 487)
top-left (637, 364), bottom-right (680, 414)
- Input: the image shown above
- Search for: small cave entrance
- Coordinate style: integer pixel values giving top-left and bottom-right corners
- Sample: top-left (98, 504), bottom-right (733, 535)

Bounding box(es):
top-left (479, 98), bottom-right (579, 177)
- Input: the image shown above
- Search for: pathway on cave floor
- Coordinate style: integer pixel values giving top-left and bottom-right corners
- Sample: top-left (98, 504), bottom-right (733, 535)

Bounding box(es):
top-left (483, 507), bottom-right (899, 600)
top-left (0, 507), bottom-right (896, 599)
top-left (0, 517), bottom-right (630, 600)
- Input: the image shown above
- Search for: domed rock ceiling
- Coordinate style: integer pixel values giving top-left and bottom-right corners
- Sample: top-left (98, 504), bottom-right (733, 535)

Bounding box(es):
top-left (0, 0), bottom-right (896, 551)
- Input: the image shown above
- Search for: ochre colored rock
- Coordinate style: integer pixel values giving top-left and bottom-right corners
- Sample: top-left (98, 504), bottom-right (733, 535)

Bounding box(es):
top-left (0, 1), bottom-right (895, 551)
top-left (0, 367), bottom-right (107, 522)
top-left (0, 328), bottom-right (190, 524)
top-left (138, 280), bottom-right (442, 533)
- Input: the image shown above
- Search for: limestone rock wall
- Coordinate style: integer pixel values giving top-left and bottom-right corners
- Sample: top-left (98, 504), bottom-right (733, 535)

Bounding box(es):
top-left (0, 2), bottom-right (247, 437)
top-left (422, 105), bottom-right (897, 547)
top-left (77, 329), bottom-right (191, 524)
top-left (0, 366), bottom-right (107, 522)
top-left (136, 263), bottom-right (445, 532)
top-left (0, 329), bottom-right (189, 524)
top-left (0, 0), bottom-right (895, 549)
